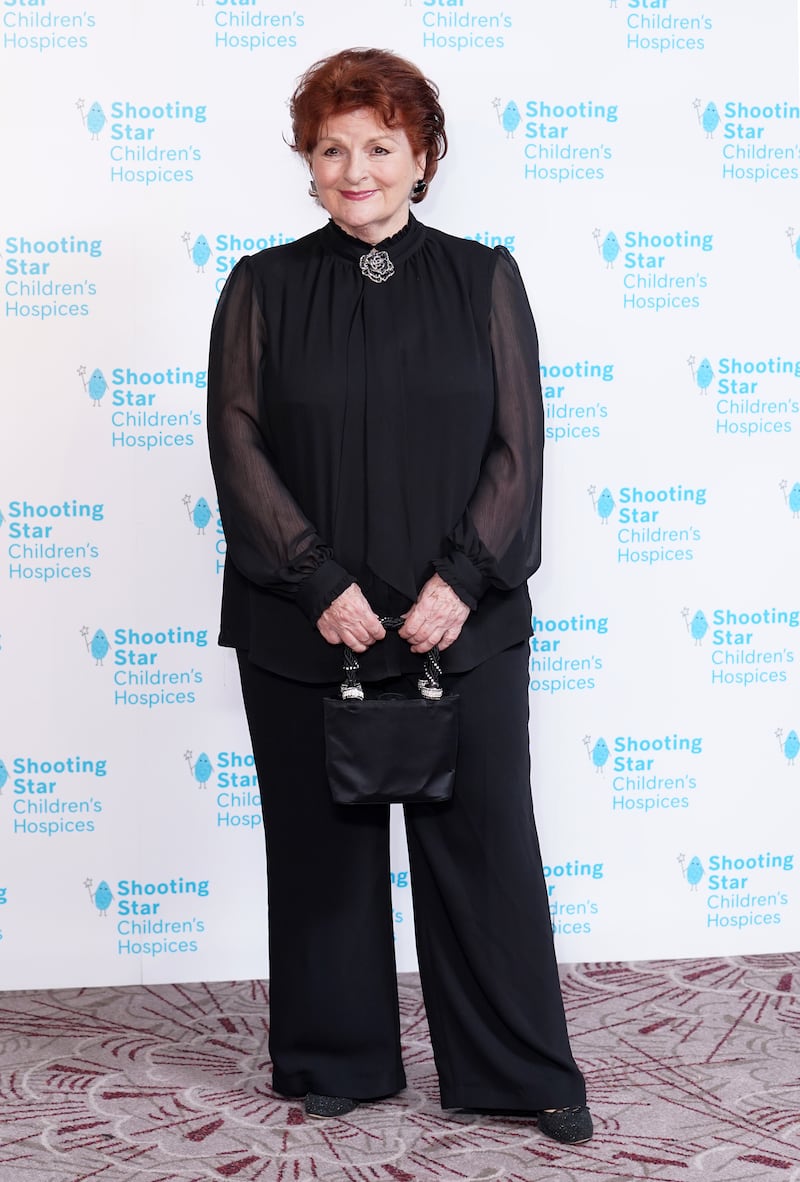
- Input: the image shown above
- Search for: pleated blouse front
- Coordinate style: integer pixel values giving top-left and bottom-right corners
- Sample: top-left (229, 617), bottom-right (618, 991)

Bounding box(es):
top-left (207, 214), bottom-right (545, 683)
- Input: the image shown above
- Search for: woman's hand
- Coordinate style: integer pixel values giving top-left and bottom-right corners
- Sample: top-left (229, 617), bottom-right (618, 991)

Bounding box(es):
top-left (317, 584), bottom-right (386, 652)
top-left (399, 574), bottom-right (470, 653)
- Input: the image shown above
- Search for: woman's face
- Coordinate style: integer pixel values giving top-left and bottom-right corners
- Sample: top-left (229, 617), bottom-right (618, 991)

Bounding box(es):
top-left (310, 107), bottom-right (425, 245)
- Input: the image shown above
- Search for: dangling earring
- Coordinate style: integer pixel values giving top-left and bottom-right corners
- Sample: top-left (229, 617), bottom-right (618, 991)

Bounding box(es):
top-left (411, 178), bottom-right (427, 197)
top-left (308, 176), bottom-right (318, 198)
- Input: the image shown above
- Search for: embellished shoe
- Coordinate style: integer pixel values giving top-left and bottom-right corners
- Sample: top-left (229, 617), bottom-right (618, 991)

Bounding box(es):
top-left (536, 1105), bottom-right (593, 1144)
top-left (304, 1093), bottom-right (359, 1118)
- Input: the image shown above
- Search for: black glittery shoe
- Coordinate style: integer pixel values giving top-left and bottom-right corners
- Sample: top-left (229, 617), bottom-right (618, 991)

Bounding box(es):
top-left (304, 1093), bottom-right (359, 1118)
top-left (536, 1105), bottom-right (593, 1144)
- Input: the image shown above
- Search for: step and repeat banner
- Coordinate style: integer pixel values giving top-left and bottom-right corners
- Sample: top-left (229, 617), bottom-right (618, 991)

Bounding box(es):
top-left (1, 1), bottom-right (799, 989)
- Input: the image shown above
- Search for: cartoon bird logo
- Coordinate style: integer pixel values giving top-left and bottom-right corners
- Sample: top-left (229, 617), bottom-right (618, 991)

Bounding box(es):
top-left (492, 98), bottom-right (521, 139)
top-left (687, 356), bottom-right (714, 394)
top-left (678, 853), bottom-right (704, 890)
top-left (693, 99), bottom-right (720, 139)
top-left (592, 228), bottom-right (620, 269)
top-left (77, 365), bottom-right (108, 407)
top-left (77, 98), bottom-right (106, 140)
top-left (0, 759), bottom-right (8, 796)
top-left (81, 625), bottom-right (110, 666)
top-left (776, 729), bottom-right (800, 766)
top-left (779, 480), bottom-right (800, 519)
top-left (185, 749), bottom-right (213, 787)
top-left (681, 607), bottom-right (708, 646)
top-left (587, 485), bottom-right (615, 524)
top-left (183, 494), bottom-right (213, 535)
top-left (583, 735), bottom-right (609, 773)
top-left (85, 877), bottom-right (113, 916)
top-left (182, 231), bottom-right (212, 273)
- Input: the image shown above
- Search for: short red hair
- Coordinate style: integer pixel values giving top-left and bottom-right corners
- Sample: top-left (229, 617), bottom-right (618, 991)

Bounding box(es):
top-left (289, 48), bottom-right (447, 201)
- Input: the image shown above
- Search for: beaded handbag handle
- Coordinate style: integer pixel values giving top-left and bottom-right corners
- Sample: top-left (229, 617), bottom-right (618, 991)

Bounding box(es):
top-left (340, 616), bottom-right (443, 702)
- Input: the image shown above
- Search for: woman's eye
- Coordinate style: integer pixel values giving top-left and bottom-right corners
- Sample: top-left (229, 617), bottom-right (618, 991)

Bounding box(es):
top-left (323, 147), bottom-right (340, 156)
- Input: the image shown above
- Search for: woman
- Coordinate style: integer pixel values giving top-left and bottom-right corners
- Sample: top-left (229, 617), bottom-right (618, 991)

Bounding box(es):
top-left (207, 48), bottom-right (591, 1143)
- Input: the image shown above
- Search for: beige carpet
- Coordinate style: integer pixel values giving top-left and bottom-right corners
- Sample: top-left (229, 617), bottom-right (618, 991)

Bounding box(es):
top-left (1, 955), bottom-right (800, 1180)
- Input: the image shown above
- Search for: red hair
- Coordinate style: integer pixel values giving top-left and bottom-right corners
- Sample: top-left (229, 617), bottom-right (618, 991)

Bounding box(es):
top-left (289, 48), bottom-right (447, 201)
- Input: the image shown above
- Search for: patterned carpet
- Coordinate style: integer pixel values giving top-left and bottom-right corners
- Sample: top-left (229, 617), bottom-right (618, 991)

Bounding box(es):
top-left (1, 955), bottom-right (799, 1181)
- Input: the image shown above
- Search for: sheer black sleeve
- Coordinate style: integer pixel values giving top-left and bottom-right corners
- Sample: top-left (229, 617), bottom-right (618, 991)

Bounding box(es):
top-left (433, 247), bottom-right (544, 610)
top-left (207, 257), bottom-right (355, 623)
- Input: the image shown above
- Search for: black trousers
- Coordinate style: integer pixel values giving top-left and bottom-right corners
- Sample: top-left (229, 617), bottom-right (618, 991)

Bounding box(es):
top-left (237, 642), bottom-right (586, 1110)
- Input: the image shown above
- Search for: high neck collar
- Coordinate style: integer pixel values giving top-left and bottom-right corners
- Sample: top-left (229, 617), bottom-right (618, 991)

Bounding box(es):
top-left (322, 213), bottom-right (425, 267)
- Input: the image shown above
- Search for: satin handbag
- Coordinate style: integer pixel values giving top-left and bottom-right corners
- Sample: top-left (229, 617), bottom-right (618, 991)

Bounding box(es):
top-left (323, 617), bottom-right (459, 805)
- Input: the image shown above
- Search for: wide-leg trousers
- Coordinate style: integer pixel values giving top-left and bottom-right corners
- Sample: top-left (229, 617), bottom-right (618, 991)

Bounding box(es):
top-left (237, 641), bottom-right (586, 1110)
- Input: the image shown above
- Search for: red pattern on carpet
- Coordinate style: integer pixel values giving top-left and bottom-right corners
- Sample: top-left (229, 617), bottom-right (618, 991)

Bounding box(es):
top-left (1, 956), bottom-right (799, 1180)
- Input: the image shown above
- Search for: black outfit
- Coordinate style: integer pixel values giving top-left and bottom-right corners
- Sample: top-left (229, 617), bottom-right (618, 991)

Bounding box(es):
top-left (208, 216), bottom-right (540, 683)
top-left (207, 213), bottom-right (586, 1109)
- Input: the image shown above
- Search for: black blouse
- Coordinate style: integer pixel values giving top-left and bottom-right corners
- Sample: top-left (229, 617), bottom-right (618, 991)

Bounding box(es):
top-left (207, 214), bottom-right (544, 682)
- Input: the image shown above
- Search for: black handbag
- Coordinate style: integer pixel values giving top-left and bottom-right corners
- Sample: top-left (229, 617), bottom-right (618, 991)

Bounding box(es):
top-left (323, 617), bottom-right (459, 805)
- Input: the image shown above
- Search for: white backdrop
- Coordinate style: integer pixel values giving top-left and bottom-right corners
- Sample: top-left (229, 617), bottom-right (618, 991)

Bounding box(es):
top-left (1, 0), bottom-right (799, 989)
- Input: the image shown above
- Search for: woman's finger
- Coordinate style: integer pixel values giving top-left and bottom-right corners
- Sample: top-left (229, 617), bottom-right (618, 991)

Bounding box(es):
top-left (342, 632), bottom-right (368, 653)
top-left (317, 583), bottom-right (386, 647)
top-left (364, 616), bottom-right (386, 642)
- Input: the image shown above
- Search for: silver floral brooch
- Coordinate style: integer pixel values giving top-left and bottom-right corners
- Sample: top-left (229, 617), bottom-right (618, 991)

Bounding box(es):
top-left (359, 248), bottom-right (395, 283)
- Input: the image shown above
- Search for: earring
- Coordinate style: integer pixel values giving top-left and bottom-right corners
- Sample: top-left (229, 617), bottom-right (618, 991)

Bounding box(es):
top-left (308, 177), bottom-right (318, 198)
top-left (411, 179), bottom-right (427, 197)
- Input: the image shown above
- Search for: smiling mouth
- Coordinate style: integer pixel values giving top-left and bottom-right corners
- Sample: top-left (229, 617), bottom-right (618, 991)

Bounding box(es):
top-left (340, 190), bottom-right (378, 201)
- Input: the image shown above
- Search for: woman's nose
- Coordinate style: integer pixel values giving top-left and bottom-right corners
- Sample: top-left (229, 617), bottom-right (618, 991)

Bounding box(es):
top-left (343, 153), bottom-right (368, 184)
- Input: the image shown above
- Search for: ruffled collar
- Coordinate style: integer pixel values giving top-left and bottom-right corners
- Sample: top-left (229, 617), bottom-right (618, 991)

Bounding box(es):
top-left (322, 212), bottom-right (425, 268)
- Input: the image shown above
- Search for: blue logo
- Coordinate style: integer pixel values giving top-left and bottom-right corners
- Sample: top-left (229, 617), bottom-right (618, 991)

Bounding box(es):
top-left (185, 749), bottom-right (213, 787)
top-left (182, 231), bottom-right (211, 273)
top-left (492, 98), bottom-right (521, 139)
top-left (77, 364), bottom-right (108, 407)
top-left (588, 484), bottom-right (615, 523)
top-left (776, 728), bottom-right (800, 766)
top-left (681, 607), bottom-right (709, 645)
top-left (592, 228), bottom-right (620, 268)
top-left (779, 480), bottom-right (800, 518)
top-left (583, 734), bottom-right (609, 772)
top-left (77, 98), bottom-right (106, 140)
top-left (693, 98), bottom-right (720, 139)
top-left (85, 876), bottom-right (113, 915)
top-left (688, 355), bottom-right (714, 393)
top-left (183, 494), bottom-right (213, 535)
top-left (0, 759), bottom-right (8, 795)
top-left (678, 853), bottom-right (704, 890)
top-left (80, 626), bottom-right (109, 666)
